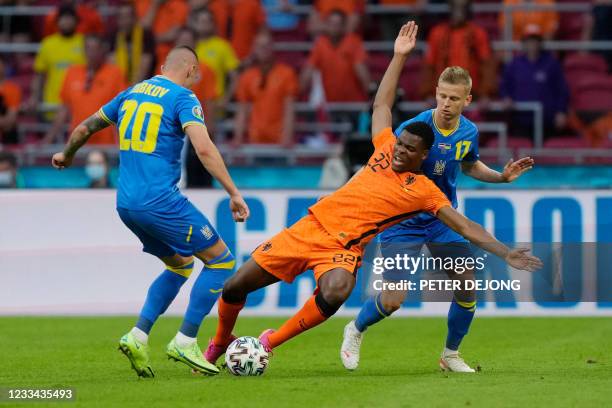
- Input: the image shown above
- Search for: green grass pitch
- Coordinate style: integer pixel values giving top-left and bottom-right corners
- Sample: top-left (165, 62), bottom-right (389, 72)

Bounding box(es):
top-left (1, 316), bottom-right (610, 407)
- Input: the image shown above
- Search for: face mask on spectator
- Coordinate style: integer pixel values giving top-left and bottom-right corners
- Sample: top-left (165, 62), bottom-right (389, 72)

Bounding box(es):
top-left (0, 170), bottom-right (14, 187)
top-left (86, 164), bottom-right (106, 181)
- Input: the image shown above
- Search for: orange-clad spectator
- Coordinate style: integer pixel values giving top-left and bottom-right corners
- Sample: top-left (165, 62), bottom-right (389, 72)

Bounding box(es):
top-left (30, 6), bottom-right (85, 109)
top-left (207, 0), bottom-right (266, 60)
top-left (43, 0), bottom-right (104, 37)
top-left (301, 10), bottom-right (370, 102)
top-left (191, 8), bottom-right (240, 101)
top-left (308, 0), bottom-right (361, 36)
top-left (0, 59), bottom-right (22, 145)
top-left (234, 32), bottom-right (297, 145)
top-left (421, 0), bottom-right (494, 99)
top-left (135, 0), bottom-right (189, 70)
top-left (44, 35), bottom-right (126, 145)
top-left (110, 2), bottom-right (155, 84)
top-left (174, 27), bottom-right (218, 129)
top-left (499, 0), bottom-right (559, 41)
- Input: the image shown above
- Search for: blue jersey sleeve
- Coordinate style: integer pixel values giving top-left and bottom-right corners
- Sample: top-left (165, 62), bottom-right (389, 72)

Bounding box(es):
top-left (99, 88), bottom-right (129, 125)
top-left (463, 130), bottom-right (480, 162)
top-left (175, 91), bottom-right (205, 130)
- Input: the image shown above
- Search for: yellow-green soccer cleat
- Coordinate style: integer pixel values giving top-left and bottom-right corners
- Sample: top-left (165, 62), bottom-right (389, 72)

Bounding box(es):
top-left (118, 332), bottom-right (155, 378)
top-left (166, 338), bottom-right (220, 376)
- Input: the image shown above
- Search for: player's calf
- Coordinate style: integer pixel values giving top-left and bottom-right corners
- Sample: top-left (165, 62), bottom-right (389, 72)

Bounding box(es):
top-left (265, 268), bottom-right (356, 350)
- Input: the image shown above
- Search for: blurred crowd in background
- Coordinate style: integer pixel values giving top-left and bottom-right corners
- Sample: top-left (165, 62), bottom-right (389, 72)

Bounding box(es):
top-left (0, 0), bottom-right (610, 189)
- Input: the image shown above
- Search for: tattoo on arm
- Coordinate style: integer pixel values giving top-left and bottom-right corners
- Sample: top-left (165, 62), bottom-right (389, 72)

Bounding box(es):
top-left (63, 113), bottom-right (110, 156)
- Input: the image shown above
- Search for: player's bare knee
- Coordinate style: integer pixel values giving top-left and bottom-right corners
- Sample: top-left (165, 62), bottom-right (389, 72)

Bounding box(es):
top-left (221, 276), bottom-right (245, 303)
top-left (319, 269), bottom-right (355, 308)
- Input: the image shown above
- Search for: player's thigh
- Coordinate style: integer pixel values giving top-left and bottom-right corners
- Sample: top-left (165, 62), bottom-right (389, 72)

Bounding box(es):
top-left (139, 201), bottom-right (220, 258)
top-left (117, 207), bottom-right (177, 259)
top-left (223, 257), bottom-right (280, 302)
top-left (251, 218), bottom-right (315, 283)
top-left (380, 237), bottom-right (425, 283)
top-left (426, 238), bottom-right (476, 303)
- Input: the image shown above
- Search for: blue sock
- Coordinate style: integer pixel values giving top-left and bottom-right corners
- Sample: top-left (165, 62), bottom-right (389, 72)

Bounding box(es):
top-left (180, 249), bottom-right (235, 338)
top-left (445, 299), bottom-right (476, 351)
top-left (136, 261), bottom-right (193, 334)
top-left (354, 293), bottom-right (391, 332)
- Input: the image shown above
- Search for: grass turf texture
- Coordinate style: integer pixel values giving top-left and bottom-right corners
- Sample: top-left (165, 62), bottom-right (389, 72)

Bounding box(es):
top-left (0, 317), bottom-right (610, 408)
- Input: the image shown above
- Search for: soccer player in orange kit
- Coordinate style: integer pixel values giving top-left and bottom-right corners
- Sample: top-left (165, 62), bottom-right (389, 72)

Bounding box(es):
top-left (204, 22), bottom-right (543, 364)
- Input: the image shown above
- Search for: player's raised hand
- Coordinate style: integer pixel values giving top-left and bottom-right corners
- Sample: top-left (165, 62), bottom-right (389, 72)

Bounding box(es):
top-left (502, 157), bottom-right (534, 182)
top-left (394, 21), bottom-right (418, 56)
top-left (505, 248), bottom-right (543, 272)
top-left (51, 152), bottom-right (73, 169)
top-left (230, 194), bottom-right (250, 222)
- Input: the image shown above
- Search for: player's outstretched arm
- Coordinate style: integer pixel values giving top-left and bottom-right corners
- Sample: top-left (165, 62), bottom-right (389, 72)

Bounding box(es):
top-left (51, 112), bottom-right (110, 169)
top-left (436, 206), bottom-right (543, 272)
top-left (461, 157), bottom-right (534, 183)
top-left (371, 21), bottom-right (418, 137)
top-left (185, 124), bottom-right (250, 222)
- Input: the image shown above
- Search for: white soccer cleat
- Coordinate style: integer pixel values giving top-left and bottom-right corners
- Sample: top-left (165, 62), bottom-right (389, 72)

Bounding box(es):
top-left (439, 350), bottom-right (476, 373)
top-left (340, 320), bottom-right (363, 370)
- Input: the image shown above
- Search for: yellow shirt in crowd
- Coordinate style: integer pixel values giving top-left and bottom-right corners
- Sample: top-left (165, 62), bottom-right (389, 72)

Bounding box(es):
top-left (195, 36), bottom-right (239, 98)
top-left (34, 33), bottom-right (86, 105)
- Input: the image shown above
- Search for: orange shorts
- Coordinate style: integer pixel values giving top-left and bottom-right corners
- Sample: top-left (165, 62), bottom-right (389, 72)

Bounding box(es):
top-left (251, 214), bottom-right (362, 283)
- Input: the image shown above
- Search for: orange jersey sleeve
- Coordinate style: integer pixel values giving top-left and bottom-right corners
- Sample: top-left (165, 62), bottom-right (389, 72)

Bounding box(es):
top-left (372, 127), bottom-right (395, 149)
top-left (0, 81), bottom-right (22, 109)
top-left (309, 131), bottom-right (451, 249)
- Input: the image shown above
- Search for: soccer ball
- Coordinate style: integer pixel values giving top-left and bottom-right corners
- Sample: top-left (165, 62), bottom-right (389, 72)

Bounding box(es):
top-left (225, 336), bottom-right (269, 376)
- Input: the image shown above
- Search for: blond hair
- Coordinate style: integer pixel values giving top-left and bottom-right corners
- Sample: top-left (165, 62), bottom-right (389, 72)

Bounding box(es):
top-left (438, 66), bottom-right (472, 93)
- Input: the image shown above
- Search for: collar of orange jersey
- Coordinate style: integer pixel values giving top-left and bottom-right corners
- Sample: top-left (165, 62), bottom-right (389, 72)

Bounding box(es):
top-left (432, 109), bottom-right (460, 137)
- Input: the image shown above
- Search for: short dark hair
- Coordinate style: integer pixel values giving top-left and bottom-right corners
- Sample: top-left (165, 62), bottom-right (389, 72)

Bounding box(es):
top-left (0, 151), bottom-right (17, 167)
top-left (57, 5), bottom-right (78, 21)
top-left (397, 121), bottom-right (434, 150)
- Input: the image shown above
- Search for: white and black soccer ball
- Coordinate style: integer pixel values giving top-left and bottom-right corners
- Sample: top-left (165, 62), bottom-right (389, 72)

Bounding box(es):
top-left (225, 336), bottom-right (269, 376)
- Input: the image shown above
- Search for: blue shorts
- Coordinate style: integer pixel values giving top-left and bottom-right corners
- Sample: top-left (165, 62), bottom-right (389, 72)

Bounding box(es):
top-left (117, 200), bottom-right (220, 259)
top-left (379, 219), bottom-right (473, 282)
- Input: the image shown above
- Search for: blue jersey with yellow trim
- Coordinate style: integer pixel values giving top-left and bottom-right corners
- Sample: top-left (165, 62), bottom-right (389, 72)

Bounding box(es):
top-left (100, 75), bottom-right (205, 211)
top-left (391, 109), bottom-right (479, 226)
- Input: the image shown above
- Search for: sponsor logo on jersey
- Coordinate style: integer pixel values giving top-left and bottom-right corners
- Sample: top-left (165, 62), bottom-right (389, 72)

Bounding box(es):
top-left (433, 160), bottom-right (446, 176)
top-left (262, 242), bottom-right (272, 252)
top-left (405, 175), bottom-right (416, 186)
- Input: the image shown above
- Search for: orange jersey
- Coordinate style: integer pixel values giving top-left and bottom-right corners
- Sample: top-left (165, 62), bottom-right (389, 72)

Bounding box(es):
top-left (208, 0), bottom-right (266, 59)
top-left (315, 0), bottom-right (357, 16)
top-left (192, 62), bottom-right (218, 103)
top-left (425, 22), bottom-right (491, 94)
top-left (309, 127), bottom-right (451, 249)
top-left (61, 63), bottom-right (126, 144)
top-left (307, 34), bottom-right (368, 102)
top-left (499, 0), bottom-right (559, 40)
top-left (0, 80), bottom-right (22, 110)
top-left (43, 4), bottom-right (104, 37)
top-left (236, 62), bottom-right (298, 143)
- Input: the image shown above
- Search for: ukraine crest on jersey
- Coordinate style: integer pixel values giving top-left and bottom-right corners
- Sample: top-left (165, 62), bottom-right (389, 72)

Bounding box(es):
top-left (393, 109), bottom-right (480, 224)
top-left (99, 75), bottom-right (205, 211)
